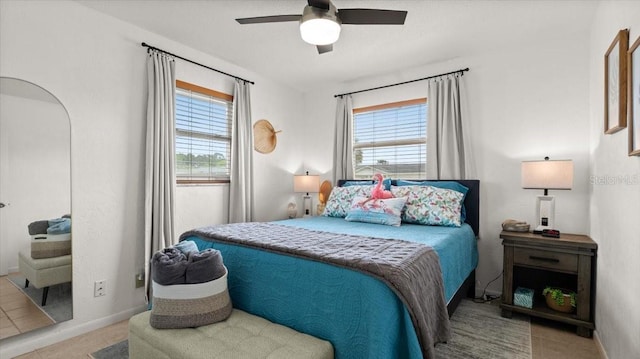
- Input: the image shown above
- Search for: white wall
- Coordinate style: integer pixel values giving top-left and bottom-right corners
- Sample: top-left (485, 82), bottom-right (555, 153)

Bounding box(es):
top-left (0, 1), bottom-right (305, 357)
top-left (588, 2), bottom-right (640, 359)
top-left (304, 26), bottom-right (591, 297)
top-left (0, 93), bottom-right (71, 275)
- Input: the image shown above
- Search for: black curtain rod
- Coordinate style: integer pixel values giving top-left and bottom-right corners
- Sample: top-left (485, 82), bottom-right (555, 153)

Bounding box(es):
top-left (334, 67), bottom-right (469, 98)
top-left (141, 42), bottom-right (255, 85)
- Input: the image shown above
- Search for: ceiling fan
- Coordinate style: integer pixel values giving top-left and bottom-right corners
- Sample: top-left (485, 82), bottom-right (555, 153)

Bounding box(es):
top-left (235, 0), bottom-right (407, 54)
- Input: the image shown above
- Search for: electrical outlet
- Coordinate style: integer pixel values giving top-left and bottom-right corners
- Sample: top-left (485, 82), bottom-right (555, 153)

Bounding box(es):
top-left (94, 280), bottom-right (106, 297)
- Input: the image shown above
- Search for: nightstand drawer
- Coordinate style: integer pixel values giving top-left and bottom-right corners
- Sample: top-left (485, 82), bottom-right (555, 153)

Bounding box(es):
top-left (513, 247), bottom-right (578, 272)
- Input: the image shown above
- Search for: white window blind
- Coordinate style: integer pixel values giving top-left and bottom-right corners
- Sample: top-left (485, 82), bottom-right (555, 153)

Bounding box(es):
top-left (353, 99), bottom-right (427, 179)
top-left (175, 81), bottom-right (233, 183)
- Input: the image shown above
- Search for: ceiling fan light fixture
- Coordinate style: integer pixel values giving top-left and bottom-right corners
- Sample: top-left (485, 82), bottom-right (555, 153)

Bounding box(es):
top-left (299, 4), bottom-right (341, 46)
top-left (300, 17), bottom-right (341, 45)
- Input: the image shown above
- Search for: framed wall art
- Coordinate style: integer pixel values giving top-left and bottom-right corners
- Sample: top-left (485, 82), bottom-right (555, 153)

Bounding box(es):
top-left (629, 35), bottom-right (640, 156)
top-left (604, 29), bottom-right (629, 134)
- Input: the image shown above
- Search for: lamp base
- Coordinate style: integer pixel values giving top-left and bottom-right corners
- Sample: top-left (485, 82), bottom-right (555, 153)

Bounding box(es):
top-left (535, 195), bottom-right (555, 233)
top-left (302, 195), bottom-right (313, 218)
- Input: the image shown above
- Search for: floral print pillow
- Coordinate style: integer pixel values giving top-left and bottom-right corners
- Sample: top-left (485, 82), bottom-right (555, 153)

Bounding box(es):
top-left (391, 185), bottom-right (464, 227)
top-left (345, 196), bottom-right (408, 227)
top-left (322, 185), bottom-right (373, 218)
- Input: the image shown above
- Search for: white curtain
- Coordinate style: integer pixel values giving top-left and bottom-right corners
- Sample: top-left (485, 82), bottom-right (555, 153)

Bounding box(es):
top-left (228, 79), bottom-right (254, 223)
top-left (332, 95), bottom-right (354, 184)
top-left (144, 50), bottom-right (177, 301)
top-left (426, 74), bottom-right (475, 179)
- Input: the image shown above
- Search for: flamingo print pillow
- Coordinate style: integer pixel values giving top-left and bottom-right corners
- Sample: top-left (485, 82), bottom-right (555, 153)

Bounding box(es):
top-left (391, 185), bottom-right (464, 227)
top-left (345, 196), bottom-right (408, 227)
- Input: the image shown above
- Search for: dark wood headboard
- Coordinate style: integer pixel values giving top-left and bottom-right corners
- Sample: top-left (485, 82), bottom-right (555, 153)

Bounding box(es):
top-left (337, 179), bottom-right (480, 237)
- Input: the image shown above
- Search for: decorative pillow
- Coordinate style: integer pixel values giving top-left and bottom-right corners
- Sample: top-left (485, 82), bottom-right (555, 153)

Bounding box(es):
top-left (391, 185), bottom-right (464, 227)
top-left (396, 180), bottom-right (468, 195)
top-left (395, 180), bottom-right (469, 221)
top-left (345, 196), bottom-right (407, 227)
top-left (343, 178), bottom-right (392, 190)
top-left (322, 185), bottom-right (373, 218)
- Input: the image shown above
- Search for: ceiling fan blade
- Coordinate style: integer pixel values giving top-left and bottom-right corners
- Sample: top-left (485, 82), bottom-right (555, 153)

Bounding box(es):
top-left (308, 0), bottom-right (330, 11)
top-left (337, 9), bottom-right (407, 25)
top-left (317, 44), bottom-right (333, 54)
top-left (236, 15), bottom-right (301, 24)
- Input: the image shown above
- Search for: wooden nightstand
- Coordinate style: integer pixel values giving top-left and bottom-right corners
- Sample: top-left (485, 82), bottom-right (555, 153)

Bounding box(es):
top-left (500, 230), bottom-right (597, 337)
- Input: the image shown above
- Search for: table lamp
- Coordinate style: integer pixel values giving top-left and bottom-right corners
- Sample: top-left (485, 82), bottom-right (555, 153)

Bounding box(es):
top-left (521, 157), bottom-right (573, 233)
top-left (294, 171), bottom-right (320, 218)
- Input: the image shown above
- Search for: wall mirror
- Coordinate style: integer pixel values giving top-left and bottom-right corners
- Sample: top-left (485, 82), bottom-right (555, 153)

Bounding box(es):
top-left (0, 77), bottom-right (72, 339)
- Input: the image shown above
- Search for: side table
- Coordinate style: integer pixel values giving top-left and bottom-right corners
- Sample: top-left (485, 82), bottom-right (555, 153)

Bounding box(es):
top-left (500, 230), bottom-right (597, 337)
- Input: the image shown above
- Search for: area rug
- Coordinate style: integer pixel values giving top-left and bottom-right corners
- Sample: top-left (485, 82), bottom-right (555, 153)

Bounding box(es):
top-left (91, 299), bottom-right (531, 359)
top-left (435, 299), bottom-right (532, 359)
top-left (90, 340), bottom-right (128, 359)
top-left (8, 274), bottom-right (72, 323)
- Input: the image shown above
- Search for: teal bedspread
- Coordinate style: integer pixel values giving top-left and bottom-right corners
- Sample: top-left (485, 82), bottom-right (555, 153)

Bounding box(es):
top-left (278, 217), bottom-right (478, 302)
top-left (184, 217), bottom-right (477, 359)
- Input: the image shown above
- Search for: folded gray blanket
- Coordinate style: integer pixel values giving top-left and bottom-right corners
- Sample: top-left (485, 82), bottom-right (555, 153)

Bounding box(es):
top-left (28, 220), bottom-right (49, 235)
top-left (185, 248), bottom-right (225, 284)
top-left (152, 248), bottom-right (188, 285)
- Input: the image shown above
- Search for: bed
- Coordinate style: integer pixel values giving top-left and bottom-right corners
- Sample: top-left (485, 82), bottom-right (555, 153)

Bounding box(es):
top-left (179, 179), bottom-right (479, 359)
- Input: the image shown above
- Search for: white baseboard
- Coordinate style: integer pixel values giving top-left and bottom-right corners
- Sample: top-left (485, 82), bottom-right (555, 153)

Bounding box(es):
top-left (593, 330), bottom-right (609, 359)
top-left (0, 304), bottom-right (147, 358)
top-left (1, 267), bottom-right (20, 276)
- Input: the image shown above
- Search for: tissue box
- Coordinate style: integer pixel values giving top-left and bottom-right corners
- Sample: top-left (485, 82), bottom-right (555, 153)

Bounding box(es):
top-left (514, 287), bottom-right (534, 309)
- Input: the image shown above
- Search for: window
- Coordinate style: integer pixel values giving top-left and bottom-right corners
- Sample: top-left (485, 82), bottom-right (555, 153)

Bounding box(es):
top-left (175, 80), bottom-right (233, 184)
top-left (352, 98), bottom-right (427, 179)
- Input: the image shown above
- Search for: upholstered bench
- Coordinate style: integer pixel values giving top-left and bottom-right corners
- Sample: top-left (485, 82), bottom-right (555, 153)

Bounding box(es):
top-left (129, 309), bottom-right (334, 359)
top-left (18, 251), bottom-right (71, 306)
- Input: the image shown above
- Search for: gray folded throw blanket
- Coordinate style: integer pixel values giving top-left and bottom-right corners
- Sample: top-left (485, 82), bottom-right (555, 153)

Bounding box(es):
top-left (28, 220), bottom-right (49, 235)
top-left (186, 248), bottom-right (225, 284)
top-left (152, 248), bottom-right (188, 285)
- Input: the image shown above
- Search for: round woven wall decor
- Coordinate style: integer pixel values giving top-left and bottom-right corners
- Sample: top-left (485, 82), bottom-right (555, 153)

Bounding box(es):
top-left (253, 119), bottom-right (280, 154)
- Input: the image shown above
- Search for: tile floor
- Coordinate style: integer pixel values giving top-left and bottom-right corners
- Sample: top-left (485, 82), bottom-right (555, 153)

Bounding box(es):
top-left (9, 315), bottom-right (604, 359)
top-left (0, 276), bottom-right (54, 340)
top-left (530, 317), bottom-right (603, 359)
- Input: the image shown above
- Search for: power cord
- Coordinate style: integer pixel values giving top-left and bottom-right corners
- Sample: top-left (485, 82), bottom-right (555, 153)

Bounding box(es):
top-left (473, 270), bottom-right (503, 303)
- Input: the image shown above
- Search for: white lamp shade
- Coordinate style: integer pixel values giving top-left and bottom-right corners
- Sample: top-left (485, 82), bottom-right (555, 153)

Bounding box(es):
top-left (294, 174), bottom-right (320, 193)
top-left (299, 18), bottom-right (341, 45)
top-left (521, 160), bottom-right (574, 190)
